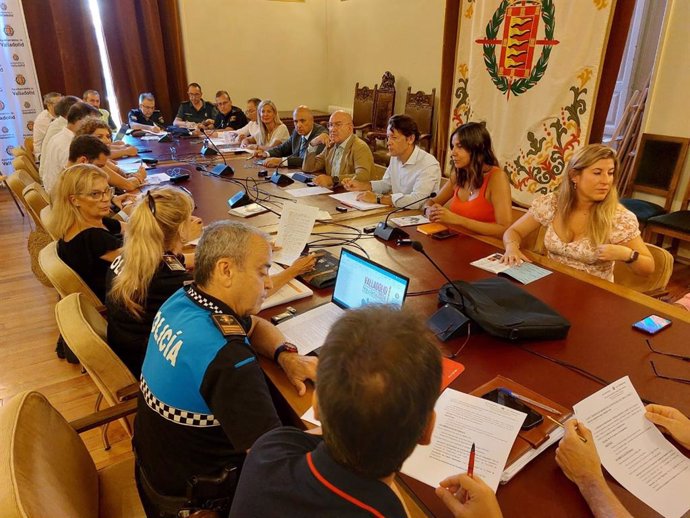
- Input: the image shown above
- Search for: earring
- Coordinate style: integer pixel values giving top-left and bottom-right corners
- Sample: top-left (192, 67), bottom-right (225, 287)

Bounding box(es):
top-left (572, 182), bottom-right (577, 190)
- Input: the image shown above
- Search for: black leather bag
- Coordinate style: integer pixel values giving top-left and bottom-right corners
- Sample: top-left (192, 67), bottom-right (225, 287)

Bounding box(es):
top-left (439, 277), bottom-right (570, 341)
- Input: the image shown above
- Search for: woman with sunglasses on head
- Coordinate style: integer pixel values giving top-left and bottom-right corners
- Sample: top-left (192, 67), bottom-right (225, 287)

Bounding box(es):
top-left (424, 122), bottom-right (512, 237)
top-left (48, 164), bottom-right (124, 302)
top-left (106, 186), bottom-right (201, 377)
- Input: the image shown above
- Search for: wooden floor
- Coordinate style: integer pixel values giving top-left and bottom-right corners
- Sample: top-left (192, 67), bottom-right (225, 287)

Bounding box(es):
top-left (1, 184), bottom-right (689, 475)
top-left (0, 186), bottom-right (132, 469)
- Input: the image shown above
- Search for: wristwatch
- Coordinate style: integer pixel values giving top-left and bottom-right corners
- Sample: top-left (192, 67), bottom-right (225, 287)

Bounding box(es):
top-left (625, 250), bottom-right (639, 263)
top-left (376, 194), bottom-right (382, 204)
top-left (273, 342), bottom-right (298, 363)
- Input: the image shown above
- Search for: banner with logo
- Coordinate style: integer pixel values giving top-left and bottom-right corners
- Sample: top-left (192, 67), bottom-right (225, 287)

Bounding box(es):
top-left (0, 0), bottom-right (42, 176)
top-left (451, 0), bottom-right (615, 206)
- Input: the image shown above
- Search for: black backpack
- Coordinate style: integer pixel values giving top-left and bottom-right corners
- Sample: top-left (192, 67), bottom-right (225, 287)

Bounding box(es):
top-left (438, 277), bottom-right (571, 341)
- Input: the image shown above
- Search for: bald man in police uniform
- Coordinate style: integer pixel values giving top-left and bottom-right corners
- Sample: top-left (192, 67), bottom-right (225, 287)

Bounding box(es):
top-left (133, 221), bottom-right (317, 517)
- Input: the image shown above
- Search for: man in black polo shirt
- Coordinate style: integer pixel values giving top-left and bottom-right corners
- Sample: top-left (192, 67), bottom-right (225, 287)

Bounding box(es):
top-left (134, 221), bottom-right (317, 517)
top-left (128, 92), bottom-right (166, 132)
top-left (173, 82), bottom-right (217, 128)
top-left (230, 307), bottom-right (451, 517)
top-left (211, 90), bottom-right (248, 132)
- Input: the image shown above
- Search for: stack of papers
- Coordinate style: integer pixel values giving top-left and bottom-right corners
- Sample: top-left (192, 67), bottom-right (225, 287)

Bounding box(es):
top-left (287, 186), bottom-right (333, 197)
top-left (329, 191), bottom-right (386, 211)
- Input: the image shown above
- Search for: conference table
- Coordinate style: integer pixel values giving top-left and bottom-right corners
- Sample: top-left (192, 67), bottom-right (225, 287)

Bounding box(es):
top-left (123, 134), bottom-right (690, 518)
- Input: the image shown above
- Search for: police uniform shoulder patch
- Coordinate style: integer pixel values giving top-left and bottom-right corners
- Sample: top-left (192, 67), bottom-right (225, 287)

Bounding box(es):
top-left (211, 313), bottom-right (247, 337)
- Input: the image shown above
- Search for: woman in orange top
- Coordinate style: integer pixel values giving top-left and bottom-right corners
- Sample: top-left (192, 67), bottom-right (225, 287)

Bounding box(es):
top-left (424, 122), bottom-right (512, 237)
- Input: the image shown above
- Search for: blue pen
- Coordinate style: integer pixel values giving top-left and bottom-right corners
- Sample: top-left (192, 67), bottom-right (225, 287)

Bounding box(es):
top-left (499, 387), bottom-right (561, 414)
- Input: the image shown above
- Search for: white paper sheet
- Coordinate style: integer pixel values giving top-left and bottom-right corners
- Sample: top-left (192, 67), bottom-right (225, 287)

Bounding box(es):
top-left (401, 389), bottom-right (526, 491)
top-left (389, 215), bottom-right (430, 227)
top-left (272, 203), bottom-right (319, 265)
top-left (145, 173), bottom-right (171, 185)
top-left (277, 302), bottom-right (344, 355)
top-left (301, 406), bottom-right (321, 427)
top-left (329, 191), bottom-right (386, 211)
top-left (260, 264), bottom-right (313, 310)
top-left (287, 186), bottom-right (333, 197)
top-left (574, 376), bottom-right (690, 518)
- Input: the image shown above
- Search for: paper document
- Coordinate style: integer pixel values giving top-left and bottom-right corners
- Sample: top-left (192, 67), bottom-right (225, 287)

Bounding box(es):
top-left (287, 186), bottom-right (333, 197)
top-left (390, 215), bottom-right (431, 227)
top-left (401, 389), bottom-right (526, 491)
top-left (470, 253), bottom-right (551, 284)
top-left (277, 302), bottom-right (345, 355)
top-left (574, 376), bottom-right (690, 518)
top-left (146, 173), bottom-right (171, 185)
top-left (329, 191), bottom-right (386, 211)
top-left (302, 406), bottom-right (321, 427)
top-left (228, 203), bottom-right (268, 218)
top-left (117, 159), bottom-right (148, 174)
top-left (272, 203), bottom-right (319, 266)
top-left (260, 264), bottom-right (313, 310)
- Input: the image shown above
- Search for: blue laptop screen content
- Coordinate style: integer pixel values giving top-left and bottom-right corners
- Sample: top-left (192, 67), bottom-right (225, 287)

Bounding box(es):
top-left (332, 250), bottom-right (408, 310)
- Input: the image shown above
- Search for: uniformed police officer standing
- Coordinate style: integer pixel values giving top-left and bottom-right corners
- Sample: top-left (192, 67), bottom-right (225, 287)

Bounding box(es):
top-left (133, 221), bottom-right (317, 517)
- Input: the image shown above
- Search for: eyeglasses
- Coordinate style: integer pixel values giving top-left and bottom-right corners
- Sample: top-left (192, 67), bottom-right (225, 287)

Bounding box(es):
top-left (647, 339), bottom-right (690, 384)
top-left (188, 93), bottom-right (202, 98)
top-left (81, 186), bottom-right (115, 201)
top-left (327, 121), bottom-right (351, 129)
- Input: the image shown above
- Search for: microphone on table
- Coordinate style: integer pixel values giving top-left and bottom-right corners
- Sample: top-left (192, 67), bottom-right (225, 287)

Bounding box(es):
top-left (270, 156), bottom-right (294, 187)
top-left (373, 192), bottom-right (436, 241)
top-left (199, 127), bottom-right (234, 177)
top-left (411, 240), bottom-right (470, 342)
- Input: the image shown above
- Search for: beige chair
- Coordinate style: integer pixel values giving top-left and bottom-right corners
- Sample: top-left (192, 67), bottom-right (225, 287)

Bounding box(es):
top-left (614, 243), bottom-right (673, 296)
top-left (22, 182), bottom-right (50, 231)
top-left (24, 136), bottom-right (36, 163)
top-left (12, 155), bottom-right (40, 184)
top-left (38, 241), bottom-right (105, 311)
top-left (4, 170), bottom-right (34, 217)
top-left (55, 293), bottom-right (138, 449)
top-left (0, 390), bottom-right (144, 518)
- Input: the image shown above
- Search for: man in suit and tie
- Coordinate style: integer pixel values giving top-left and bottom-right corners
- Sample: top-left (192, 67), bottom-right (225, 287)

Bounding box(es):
top-left (303, 110), bottom-right (374, 188)
top-left (257, 106), bottom-right (327, 168)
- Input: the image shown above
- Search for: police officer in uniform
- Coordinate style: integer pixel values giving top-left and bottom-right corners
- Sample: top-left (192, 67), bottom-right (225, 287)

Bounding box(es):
top-left (173, 82), bottom-right (217, 129)
top-left (212, 90), bottom-right (248, 132)
top-left (134, 221), bottom-right (317, 517)
top-left (128, 92), bottom-right (166, 132)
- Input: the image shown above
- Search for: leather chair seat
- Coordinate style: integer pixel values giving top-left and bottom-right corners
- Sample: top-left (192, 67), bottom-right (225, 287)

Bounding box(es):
top-left (647, 210), bottom-right (690, 232)
top-left (620, 198), bottom-right (666, 223)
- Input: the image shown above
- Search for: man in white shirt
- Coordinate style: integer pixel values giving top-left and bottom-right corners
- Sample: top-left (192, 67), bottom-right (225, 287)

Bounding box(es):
top-left (230, 98), bottom-right (261, 145)
top-left (41, 102), bottom-right (99, 195)
top-left (40, 96), bottom-right (80, 160)
top-left (32, 92), bottom-right (62, 160)
top-left (343, 114), bottom-right (440, 209)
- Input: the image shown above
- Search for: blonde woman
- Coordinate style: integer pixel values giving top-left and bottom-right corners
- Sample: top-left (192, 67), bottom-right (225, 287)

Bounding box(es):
top-left (502, 144), bottom-right (654, 282)
top-left (76, 118), bottom-right (146, 192)
top-left (241, 99), bottom-right (289, 151)
top-left (106, 186), bottom-right (200, 376)
top-left (49, 164), bottom-right (124, 301)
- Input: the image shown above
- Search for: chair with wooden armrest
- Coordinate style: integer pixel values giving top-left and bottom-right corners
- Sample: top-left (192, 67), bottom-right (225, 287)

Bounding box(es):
top-left (22, 182), bottom-right (50, 231)
top-left (614, 243), bottom-right (673, 296)
top-left (0, 390), bottom-right (144, 518)
top-left (38, 241), bottom-right (105, 310)
top-left (55, 293), bottom-right (138, 450)
top-left (12, 155), bottom-right (40, 184)
top-left (353, 81), bottom-right (376, 138)
top-left (644, 174), bottom-right (690, 258)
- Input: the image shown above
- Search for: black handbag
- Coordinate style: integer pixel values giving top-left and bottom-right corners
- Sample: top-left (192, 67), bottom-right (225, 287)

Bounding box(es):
top-left (438, 277), bottom-right (570, 341)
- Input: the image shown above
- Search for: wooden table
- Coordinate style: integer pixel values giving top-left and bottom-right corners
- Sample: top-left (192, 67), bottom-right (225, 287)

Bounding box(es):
top-left (123, 135), bottom-right (690, 518)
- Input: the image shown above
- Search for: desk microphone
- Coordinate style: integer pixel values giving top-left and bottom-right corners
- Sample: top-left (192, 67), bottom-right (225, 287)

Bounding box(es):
top-left (199, 128), bottom-right (234, 177)
top-left (411, 240), bottom-right (470, 341)
top-left (373, 192), bottom-right (436, 241)
top-left (270, 156), bottom-right (293, 186)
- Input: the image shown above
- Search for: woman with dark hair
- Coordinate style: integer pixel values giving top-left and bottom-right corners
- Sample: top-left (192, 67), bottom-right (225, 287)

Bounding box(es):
top-left (424, 122), bottom-right (512, 237)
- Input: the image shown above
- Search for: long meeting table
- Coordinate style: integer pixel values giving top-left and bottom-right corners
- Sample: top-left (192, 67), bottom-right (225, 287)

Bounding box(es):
top-left (123, 133), bottom-right (690, 518)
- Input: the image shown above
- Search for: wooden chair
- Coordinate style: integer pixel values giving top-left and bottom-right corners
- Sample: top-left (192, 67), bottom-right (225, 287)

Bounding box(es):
top-left (22, 182), bottom-right (50, 231)
top-left (644, 175), bottom-right (690, 257)
top-left (404, 87), bottom-right (436, 151)
top-left (619, 134), bottom-right (690, 225)
top-left (0, 390), bottom-right (144, 518)
top-left (614, 243), bottom-right (673, 296)
top-left (352, 82), bottom-right (376, 138)
top-left (38, 241), bottom-right (105, 311)
top-left (372, 71), bottom-right (396, 133)
top-left (12, 155), bottom-right (40, 184)
top-left (55, 293), bottom-right (138, 449)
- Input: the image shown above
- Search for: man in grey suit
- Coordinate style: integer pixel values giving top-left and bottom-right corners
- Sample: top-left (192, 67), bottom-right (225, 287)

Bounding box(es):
top-left (256, 106), bottom-right (327, 168)
top-left (303, 110), bottom-right (374, 188)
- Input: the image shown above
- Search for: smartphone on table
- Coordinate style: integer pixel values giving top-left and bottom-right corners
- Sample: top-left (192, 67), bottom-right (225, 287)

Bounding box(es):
top-left (632, 315), bottom-right (672, 335)
top-left (481, 388), bottom-right (544, 430)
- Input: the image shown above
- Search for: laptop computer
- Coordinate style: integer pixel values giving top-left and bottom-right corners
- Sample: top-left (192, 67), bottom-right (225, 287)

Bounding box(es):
top-left (113, 124), bottom-right (128, 142)
top-left (276, 248), bottom-right (410, 355)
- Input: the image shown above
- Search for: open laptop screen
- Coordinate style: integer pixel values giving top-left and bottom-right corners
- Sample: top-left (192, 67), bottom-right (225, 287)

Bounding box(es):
top-left (332, 249), bottom-right (409, 310)
top-left (113, 125), bottom-right (127, 142)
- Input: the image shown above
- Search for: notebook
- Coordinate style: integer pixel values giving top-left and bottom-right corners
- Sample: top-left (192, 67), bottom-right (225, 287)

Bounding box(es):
top-left (277, 249), bottom-right (410, 355)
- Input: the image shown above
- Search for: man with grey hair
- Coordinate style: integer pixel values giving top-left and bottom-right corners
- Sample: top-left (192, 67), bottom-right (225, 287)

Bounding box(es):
top-left (32, 91), bottom-right (62, 159)
top-left (133, 220), bottom-right (317, 517)
top-left (128, 92), bottom-right (166, 132)
top-left (83, 89), bottom-right (116, 129)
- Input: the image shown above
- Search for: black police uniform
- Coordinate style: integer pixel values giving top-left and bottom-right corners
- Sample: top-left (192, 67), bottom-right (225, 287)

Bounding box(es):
top-left (128, 108), bottom-right (166, 127)
top-left (229, 427), bottom-right (408, 518)
top-left (214, 105), bottom-right (248, 130)
top-left (133, 284), bottom-right (281, 516)
top-left (105, 253), bottom-right (190, 378)
top-left (175, 100), bottom-right (217, 124)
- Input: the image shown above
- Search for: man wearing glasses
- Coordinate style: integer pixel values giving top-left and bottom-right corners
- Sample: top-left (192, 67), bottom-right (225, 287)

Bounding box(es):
top-left (303, 110), bottom-right (374, 188)
top-left (173, 82), bottom-right (217, 129)
top-left (211, 91), bottom-right (248, 132)
top-left (254, 106), bottom-right (327, 168)
top-left (128, 92), bottom-right (166, 132)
